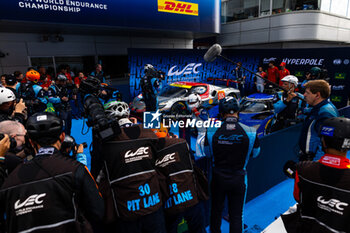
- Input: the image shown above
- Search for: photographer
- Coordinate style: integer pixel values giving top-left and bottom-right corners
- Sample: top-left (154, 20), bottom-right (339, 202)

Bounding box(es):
top-left (79, 76), bottom-right (121, 177)
top-left (0, 112), bottom-right (104, 233)
top-left (48, 74), bottom-right (73, 135)
top-left (0, 134), bottom-right (11, 186)
top-left (16, 70), bottom-right (47, 116)
top-left (0, 87), bottom-right (26, 124)
top-left (4, 74), bottom-right (18, 98)
top-left (0, 121), bottom-right (27, 173)
top-left (61, 135), bottom-right (88, 166)
top-left (272, 75), bottom-right (304, 132)
top-left (141, 64), bottom-right (163, 111)
top-left (278, 117), bottom-right (350, 233)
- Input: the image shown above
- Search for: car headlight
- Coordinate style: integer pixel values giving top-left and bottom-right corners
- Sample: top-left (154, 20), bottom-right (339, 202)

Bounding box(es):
top-left (158, 103), bottom-right (166, 109)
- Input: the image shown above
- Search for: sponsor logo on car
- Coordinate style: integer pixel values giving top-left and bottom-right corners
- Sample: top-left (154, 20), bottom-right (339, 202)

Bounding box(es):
top-left (158, 0), bottom-right (198, 16)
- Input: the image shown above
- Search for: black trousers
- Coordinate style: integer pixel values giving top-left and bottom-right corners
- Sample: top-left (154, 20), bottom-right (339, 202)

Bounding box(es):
top-left (210, 171), bottom-right (246, 233)
top-left (117, 208), bottom-right (167, 233)
top-left (165, 203), bottom-right (206, 233)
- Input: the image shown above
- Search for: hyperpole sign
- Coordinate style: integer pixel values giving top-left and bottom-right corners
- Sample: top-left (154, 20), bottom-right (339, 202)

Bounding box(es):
top-left (0, 0), bottom-right (220, 33)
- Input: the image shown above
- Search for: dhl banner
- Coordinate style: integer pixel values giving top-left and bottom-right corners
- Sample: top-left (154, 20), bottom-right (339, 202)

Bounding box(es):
top-left (0, 0), bottom-right (219, 33)
top-left (158, 0), bottom-right (198, 16)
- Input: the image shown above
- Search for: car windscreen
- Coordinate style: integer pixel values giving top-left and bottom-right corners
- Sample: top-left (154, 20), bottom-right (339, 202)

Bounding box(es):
top-left (159, 86), bottom-right (188, 98)
top-left (240, 101), bottom-right (269, 113)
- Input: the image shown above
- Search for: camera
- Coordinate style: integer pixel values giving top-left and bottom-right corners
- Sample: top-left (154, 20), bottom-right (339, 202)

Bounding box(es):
top-left (0, 133), bottom-right (17, 150)
top-left (144, 64), bottom-right (165, 80)
top-left (61, 135), bottom-right (87, 158)
top-left (79, 77), bottom-right (121, 141)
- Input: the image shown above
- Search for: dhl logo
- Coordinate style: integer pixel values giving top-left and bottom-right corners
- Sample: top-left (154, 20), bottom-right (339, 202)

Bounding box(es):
top-left (158, 0), bottom-right (198, 16)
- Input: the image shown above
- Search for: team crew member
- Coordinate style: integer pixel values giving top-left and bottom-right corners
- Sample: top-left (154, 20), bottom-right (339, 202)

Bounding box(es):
top-left (48, 74), bottom-right (73, 135)
top-left (235, 62), bottom-right (246, 96)
top-left (154, 131), bottom-right (205, 233)
top-left (267, 61), bottom-right (279, 85)
top-left (16, 70), bottom-right (47, 116)
top-left (299, 80), bottom-right (339, 161)
top-left (255, 66), bottom-right (266, 93)
top-left (101, 100), bottom-right (166, 233)
top-left (0, 112), bottom-right (104, 233)
top-left (187, 93), bottom-right (208, 158)
top-left (0, 121), bottom-right (27, 174)
top-left (272, 75), bottom-right (304, 132)
top-left (278, 62), bottom-right (290, 86)
top-left (291, 117), bottom-right (350, 233)
top-left (0, 87), bottom-right (26, 124)
top-left (141, 64), bottom-right (162, 111)
top-left (90, 64), bottom-right (105, 83)
top-left (205, 97), bottom-right (260, 233)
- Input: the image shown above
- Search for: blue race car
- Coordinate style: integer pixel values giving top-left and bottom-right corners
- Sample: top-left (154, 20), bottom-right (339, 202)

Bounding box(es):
top-left (239, 93), bottom-right (275, 137)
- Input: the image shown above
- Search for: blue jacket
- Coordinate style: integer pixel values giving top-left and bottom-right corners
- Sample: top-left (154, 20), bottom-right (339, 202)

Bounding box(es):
top-left (299, 99), bottom-right (339, 160)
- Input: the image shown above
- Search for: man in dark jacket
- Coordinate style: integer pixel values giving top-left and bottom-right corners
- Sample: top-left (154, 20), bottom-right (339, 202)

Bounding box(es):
top-left (0, 112), bottom-right (104, 233)
top-left (282, 117), bottom-right (350, 233)
top-left (206, 97), bottom-right (260, 233)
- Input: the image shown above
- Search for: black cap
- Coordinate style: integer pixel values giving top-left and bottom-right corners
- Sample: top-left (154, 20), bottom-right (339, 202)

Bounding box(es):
top-left (5, 74), bottom-right (17, 86)
top-left (27, 112), bottom-right (63, 141)
top-left (320, 117), bottom-right (350, 150)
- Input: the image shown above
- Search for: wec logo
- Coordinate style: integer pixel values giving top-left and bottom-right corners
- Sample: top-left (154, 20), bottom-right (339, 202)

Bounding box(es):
top-left (317, 196), bottom-right (348, 211)
top-left (125, 147), bottom-right (149, 158)
top-left (155, 152), bottom-right (176, 166)
top-left (168, 63), bottom-right (202, 76)
top-left (15, 193), bottom-right (46, 210)
top-left (158, 0), bottom-right (199, 16)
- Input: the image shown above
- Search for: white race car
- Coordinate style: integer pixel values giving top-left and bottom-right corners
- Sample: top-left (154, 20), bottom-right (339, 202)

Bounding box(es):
top-left (156, 81), bottom-right (240, 115)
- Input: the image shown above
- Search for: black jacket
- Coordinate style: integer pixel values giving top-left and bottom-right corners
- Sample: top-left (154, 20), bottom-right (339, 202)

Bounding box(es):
top-left (0, 147), bottom-right (104, 233)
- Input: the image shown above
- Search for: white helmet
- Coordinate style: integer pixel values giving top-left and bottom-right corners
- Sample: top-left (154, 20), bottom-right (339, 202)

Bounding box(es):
top-left (0, 87), bottom-right (15, 105)
top-left (281, 75), bottom-right (298, 87)
top-left (187, 94), bottom-right (202, 109)
top-left (104, 101), bottom-right (130, 120)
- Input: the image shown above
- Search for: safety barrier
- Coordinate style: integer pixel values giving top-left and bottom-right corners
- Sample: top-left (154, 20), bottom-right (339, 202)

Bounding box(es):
top-left (246, 123), bottom-right (302, 201)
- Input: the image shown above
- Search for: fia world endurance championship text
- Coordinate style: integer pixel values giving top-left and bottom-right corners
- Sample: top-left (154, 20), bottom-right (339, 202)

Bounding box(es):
top-left (18, 0), bottom-right (108, 13)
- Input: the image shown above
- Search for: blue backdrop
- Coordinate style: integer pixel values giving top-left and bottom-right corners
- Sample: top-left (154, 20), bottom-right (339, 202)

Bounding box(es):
top-left (129, 47), bottom-right (350, 108)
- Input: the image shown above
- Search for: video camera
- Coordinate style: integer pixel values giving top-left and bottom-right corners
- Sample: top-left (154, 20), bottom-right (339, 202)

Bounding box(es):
top-left (144, 64), bottom-right (165, 80)
top-left (79, 76), bottom-right (121, 141)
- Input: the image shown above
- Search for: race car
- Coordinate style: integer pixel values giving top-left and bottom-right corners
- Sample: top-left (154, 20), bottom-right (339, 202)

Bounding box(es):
top-left (157, 81), bottom-right (240, 115)
top-left (130, 81), bottom-right (240, 116)
top-left (239, 93), bottom-right (275, 138)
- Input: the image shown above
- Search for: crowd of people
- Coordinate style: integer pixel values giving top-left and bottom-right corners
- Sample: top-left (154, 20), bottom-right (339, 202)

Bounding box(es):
top-left (0, 60), bottom-right (346, 233)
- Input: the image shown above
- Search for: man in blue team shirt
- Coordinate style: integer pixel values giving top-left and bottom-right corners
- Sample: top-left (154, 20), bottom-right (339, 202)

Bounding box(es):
top-left (299, 80), bottom-right (339, 161)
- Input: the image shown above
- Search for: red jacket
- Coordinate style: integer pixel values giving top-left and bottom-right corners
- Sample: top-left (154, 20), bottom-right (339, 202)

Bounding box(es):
top-left (279, 68), bottom-right (290, 86)
top-left (267, 66), bottom-right (279, 84)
